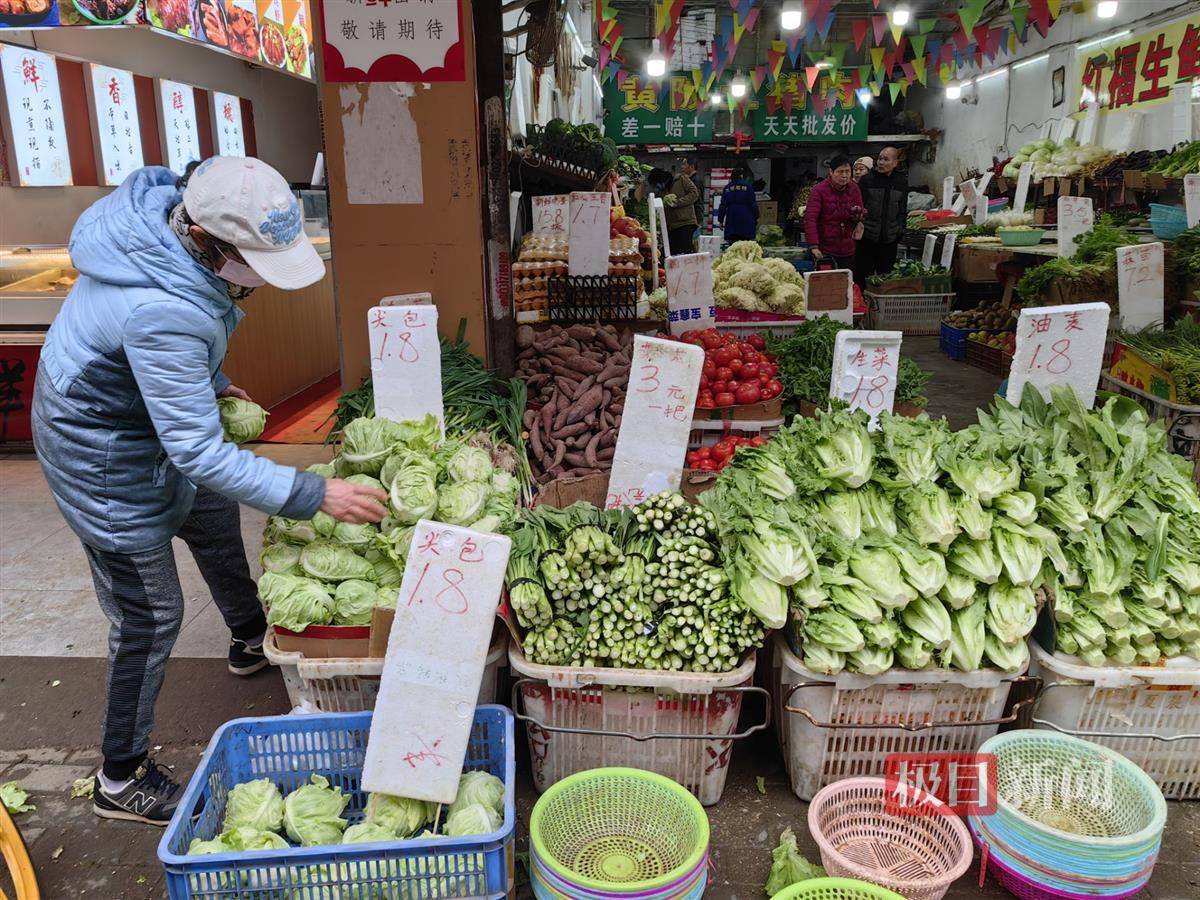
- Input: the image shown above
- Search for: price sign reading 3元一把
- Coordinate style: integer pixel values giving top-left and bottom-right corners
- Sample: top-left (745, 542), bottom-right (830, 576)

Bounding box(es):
top-left (1006, 302), bottom-right (1110, 409)
top-left (606, 335), bottom-right (704, 510)
top-left (531, 194), bottom-right (569, 234)
top-left (830, 330), bottom-right (902, 425)
top-left (368, 304), bottom-right (444, 431)
top-left (665, 253), bottom-right (716, 335)
top-left (1116, 242), bottom-right (1164, 331)
top-left (361, 521), bottom-right (511, 803)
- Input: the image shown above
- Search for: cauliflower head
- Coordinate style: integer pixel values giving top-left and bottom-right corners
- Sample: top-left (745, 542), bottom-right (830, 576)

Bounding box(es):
top-left (762, 257), bottom-right (803, 287)
top-left (716, 286), bottom-right (764, 311)
top-left (766, 282), bottom-right (805, 314)
top-left (729, 262), bottom-right (776, 297)
top-left (722, 240), bottom-right (764, 263)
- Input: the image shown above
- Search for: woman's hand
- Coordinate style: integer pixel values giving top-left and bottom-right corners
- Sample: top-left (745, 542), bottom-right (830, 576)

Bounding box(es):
top-left (810, 248), bottom-right (824, 260)
top-left (321, 478), bottom-right (388, 524)
top-left (219, 384), bottom-right (253, 403)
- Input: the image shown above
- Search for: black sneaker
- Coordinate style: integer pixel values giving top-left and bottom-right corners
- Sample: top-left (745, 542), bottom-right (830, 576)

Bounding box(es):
top-left (228, 635), bottom-right (269, 676)
top-left (93, 759), bottom-right (182, 826)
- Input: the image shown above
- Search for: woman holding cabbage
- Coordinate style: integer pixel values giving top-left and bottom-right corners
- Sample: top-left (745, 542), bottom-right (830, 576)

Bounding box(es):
top-left (31, 158), bottom-right (388, 827)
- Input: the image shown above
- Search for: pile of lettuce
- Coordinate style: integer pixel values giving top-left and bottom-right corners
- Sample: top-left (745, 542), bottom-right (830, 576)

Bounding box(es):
top-left (701, 385), bottom-right (1200, 673)
top-left (712, 240), bottom-right (806, 315)
top-left (258, 414), bottom-right (521, 632)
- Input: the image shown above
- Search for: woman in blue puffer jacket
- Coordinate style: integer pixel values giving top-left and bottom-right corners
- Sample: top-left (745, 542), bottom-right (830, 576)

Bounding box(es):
top-left (717, 163), bottom-right (759, 242)
top-left (32, 158), bottom-right (387, 826)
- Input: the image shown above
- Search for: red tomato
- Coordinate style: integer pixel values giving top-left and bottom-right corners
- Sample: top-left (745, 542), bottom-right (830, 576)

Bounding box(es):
top-left (693, 446), bottom-right (711, 458)
top-left (735, 383), bottom-right (762, 405)
top-left (760, 362), bottom-right (778, 378)
top-left (751, 435), bottom-right (768, 447)
top-left (709, 444), bottom-right (732, 463)
top-left (727, 379), bottom-right (742, 392)
top-left (747, 334), bottom-right (767, 350)
top-left (702, 360), bottom-right (716, 378)
top-left (740, 363), bottom-right (760, 380)
top-left (696, 459), bottom-right (717, 471)
top-left (715, 391), bottom-right (736, 407)
top-left (711, 380), bottom-right (728, 394)
top-left (711, 347), bottom-right (736, 367)
top-left (762, 379), bottom-right (783, 398)
top-left (701, 332), bottom-right (723, 350)
top-left (741, 350), bottom-right (760, 364)
top-left (728, 358), bottom-right (744, 374)
top-left (696, 394), bottom-right (715, 409)
top-left (715, 367), bottom-right (733, 382)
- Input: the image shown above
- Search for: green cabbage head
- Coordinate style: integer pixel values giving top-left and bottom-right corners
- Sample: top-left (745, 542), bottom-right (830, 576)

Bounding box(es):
top-left (283, 774), bottom-right (349, 846)
top-left (222, 778), bottom-right (284, 832)
top-left (217, 397), bottom-right (267, 443)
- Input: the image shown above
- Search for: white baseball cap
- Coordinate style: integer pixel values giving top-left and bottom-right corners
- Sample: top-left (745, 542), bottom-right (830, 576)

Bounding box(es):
top-left (182, 156), bottom-right (325, 290)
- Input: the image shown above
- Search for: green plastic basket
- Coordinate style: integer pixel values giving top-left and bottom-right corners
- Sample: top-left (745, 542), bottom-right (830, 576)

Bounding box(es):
top-left (530, 768), bottom-right (709, 893)
top-left (997, 228), bottom-right (1047, 247)
top-left (771, 877), bottom-right (907, 900)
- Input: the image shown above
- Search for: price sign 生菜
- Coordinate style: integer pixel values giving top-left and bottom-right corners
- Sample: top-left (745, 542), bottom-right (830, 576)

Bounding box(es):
top-left (1116, 242), bottom-right (1164, 331)
top-left (211, 92), bottom-right (245, 157)
top-left (0, 46), bottom-right (72, 187)
top-left (157, 79), bottom-right (201, 176)
top-left (87, 64), bottom-right (143, 188)
top-left (606, 336), bottom-right (704, 510)
top-left (368, 305), bottom-right (445, 429)
top-left (531, 195), bottom-right (569, 234)
top-left (830, 330), bottom-right (902, 423)
top-left (568, 192), bottom-right (611, 277)
top-left (665, 253), bottom-right (716, 334)
top-left (361, 522), bottom-right (511, 803)
top-left (320, 0), bottom-right (465, 82)
top-left (1057, 196), bottom-right (1094, 258)
top-left (1006, 302), bottom-right (1110, 409)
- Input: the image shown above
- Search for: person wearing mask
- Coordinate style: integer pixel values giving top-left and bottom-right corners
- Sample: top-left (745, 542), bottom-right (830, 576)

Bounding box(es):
top-left (32, 157), bottom-right (389, 826)
top-left (803, 154), bottom-right (864, 270)
top-left (852, 156), bottom-right (874, 182)
top-left (716, 163), bottom-right (759, 242)
top-left (856, 145), bottom-right (909, 283)
top-left (662, 157), bottom-right (700, 254)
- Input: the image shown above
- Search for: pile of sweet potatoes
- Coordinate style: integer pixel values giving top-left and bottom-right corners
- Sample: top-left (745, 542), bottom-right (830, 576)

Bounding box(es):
top-left (516, 323), bottom-right (631, 484)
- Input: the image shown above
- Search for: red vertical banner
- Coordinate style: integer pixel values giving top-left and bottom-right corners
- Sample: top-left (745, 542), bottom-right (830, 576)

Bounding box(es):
top-left (133, 75), bottom-right (163, 166)
top-left (54, 57), bottom-right (98, 186)
top-left (193, 87), bottom-right (215, 159)
top-left (239, 97), bottom-right (258, 157)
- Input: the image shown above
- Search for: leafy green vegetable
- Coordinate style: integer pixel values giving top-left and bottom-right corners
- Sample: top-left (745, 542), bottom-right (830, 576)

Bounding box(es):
top-left (764, 827), bottom-right (825, 895)
top-left (258, 572), bottom-right (334, 632)
top-left (283, 775), bottom-right (349, 846)
top-left (444, 802), bottom-right (500, 836)
top-left (1, 781), bottom-right (34, 814)
top-left (366, 793), bottom-right (433, 837)
top-left (217, 397), bottom-right (267, 443)
top-left (222, 778), bottom-right (284, 833)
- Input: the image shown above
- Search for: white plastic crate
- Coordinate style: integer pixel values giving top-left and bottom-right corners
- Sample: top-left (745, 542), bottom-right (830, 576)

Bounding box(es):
top-left (864, 291), bottom-right (953, 335)
top-left (263, 629), bottom-right (508, 712)
top-left (1029, 639), bottom-right (1200, 800)
top-left (717, 319), bottom-right (807, 340)
top-left (509, 644), bottom-right (768, 806)
top-left (772, 636), bottom-right (1034, 801)
top-left (687, 416), bottom-right (784, 449)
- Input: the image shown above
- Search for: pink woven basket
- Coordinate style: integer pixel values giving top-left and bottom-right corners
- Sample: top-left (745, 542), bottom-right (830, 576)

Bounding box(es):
top-left (807, 777), bottom-right (973, 900)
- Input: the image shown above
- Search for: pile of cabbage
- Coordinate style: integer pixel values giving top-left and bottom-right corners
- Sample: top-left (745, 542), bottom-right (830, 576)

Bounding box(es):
top-left (258, 415), bottom-right (521, 632)
top-left (712, 240), bottom-right (806, 315)
top-left (1002, 137), bottom-right (1113, 180)
top-left (218, 397), bottom-right (268, 443)
top-left (188, 771), bottom-right (506, 894)
top-left (701, 385), bottom-right (1200, 674)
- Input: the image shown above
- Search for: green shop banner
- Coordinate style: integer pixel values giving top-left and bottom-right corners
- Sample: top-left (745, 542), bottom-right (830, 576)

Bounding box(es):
top-left (603, 74), bottom-right (715, 145)
top-left (750, 103), bottom-right (867, 142)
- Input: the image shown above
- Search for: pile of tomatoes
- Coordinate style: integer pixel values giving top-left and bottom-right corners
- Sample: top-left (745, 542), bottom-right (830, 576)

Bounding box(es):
top-left (685, 435), bottom-right (768, 472)
top-left (673, 329), bottom-right (784, 409)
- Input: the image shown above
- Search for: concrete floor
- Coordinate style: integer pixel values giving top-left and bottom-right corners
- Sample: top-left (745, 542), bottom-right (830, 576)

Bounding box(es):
top-left (1, 338), bottom-right (1196, 898)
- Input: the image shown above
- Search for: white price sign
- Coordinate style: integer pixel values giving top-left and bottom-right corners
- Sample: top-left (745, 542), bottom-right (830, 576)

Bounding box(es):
top-left (1078, 101), bottom-right (1099, 146)
top-left (1013, 162), bottom-right (1033, 215)
top-left (368, 304), bottom-right (445, 430)
top-left (568, 192), bottom-right (611, 277)
top-left (1116, 242), bottom-right (1164, 331)
top-left (940, 233), bottom-right (957, 270)
top-left (87, 63), bottom-right (143, 187)
top-left (830, 330), bottom-right (902, 423)
top-left (665, 252), bottom-right (716, 334)
top-left (1056, 196), bottom-right (1094, 258)
top-left (921, 234), bottom-right (936, 267)
top-left (0, 46), bottom-right (72, 187)
top-left (531, 194), bottom-right (569, 234)
top-left (942, 175), bottom-right (955, 210)
top-left (1185, 174), bottom-right (1200, 228)
top-left (1006, 302), bottom-right (1110, 409)
top-left (210, 92), bottom-right (245, 157)
top-left (607, 335), bottom-right (703, 509)
top-left (361, 521), bottom-right (511, 803)
top-left (157, 78), bottom-right (200, 175)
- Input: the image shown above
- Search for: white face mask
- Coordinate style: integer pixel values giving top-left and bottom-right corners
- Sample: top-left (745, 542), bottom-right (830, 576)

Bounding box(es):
top-left (215, 254), bottom-right (266, 288)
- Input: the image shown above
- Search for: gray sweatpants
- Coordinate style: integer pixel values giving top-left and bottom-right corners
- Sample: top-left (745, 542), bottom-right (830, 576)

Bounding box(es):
top-left (81, 486), bottom-right (265, 775)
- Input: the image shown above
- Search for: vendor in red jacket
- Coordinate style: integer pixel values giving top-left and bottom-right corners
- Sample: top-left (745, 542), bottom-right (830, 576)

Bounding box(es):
top-left (803, 154), bottom-right (865, 271)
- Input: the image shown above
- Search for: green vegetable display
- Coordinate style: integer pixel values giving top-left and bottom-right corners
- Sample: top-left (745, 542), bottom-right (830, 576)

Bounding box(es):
top-left (867, 259), bottom-right (947, 287)
top-left (1116, 319), bottom-right (1200, 404)
top-left (712, 241), bottom-right (806, 315)
top-left (1016, 217), bottom-right (1135, 305)
top-left (217, 397), bottom-right (267, 443)
top-left (1147, 140), bottom-right (1200, 177)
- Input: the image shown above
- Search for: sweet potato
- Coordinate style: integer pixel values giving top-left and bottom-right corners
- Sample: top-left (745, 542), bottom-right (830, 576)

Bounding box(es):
top-left (554, 421), bottom-right (589, 439)
top-left (564, 385), bottom-right (604, 425)
top-left (595, 327), bottom-right (621, 352)
top-left (530, 419), bottom-right (544, 461)
top-left (584, 432), bottom-right (602, 468)
top-left (566, 324), bottom-right (596, 341)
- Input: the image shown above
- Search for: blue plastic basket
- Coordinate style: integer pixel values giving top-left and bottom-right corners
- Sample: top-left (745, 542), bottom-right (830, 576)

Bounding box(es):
top-left (1149, 203), bottom-right (1188, 240)
top-left (158, 706), bottom-right (515, 899)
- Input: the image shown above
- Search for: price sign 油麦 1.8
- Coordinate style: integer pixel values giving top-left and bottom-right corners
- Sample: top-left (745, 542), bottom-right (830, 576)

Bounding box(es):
top-left (665, 252), bottom-right (716, 335)
top-left (830, 330), bottom-right (902, 424)
top-left (1006, 302), bottom-right (1110, 409)
top-left (368, 304), bottom-right (445, 430)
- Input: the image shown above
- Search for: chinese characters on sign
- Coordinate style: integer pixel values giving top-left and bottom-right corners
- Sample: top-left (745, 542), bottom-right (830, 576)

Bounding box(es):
top-left (368, 304), bottom-right (445, 429)
top-left (0, 46), bottom-right (72, 187)
top-left (1077, 15), bottom-right (1199, 112)
top-left (1057, 196), bottom-right (1094, 258)
top-left (320, 0), bottom-right (465, 82)
top-left (1116, 242), bottom-right (1164, 331)
top-left (665, 252), bottom-right (716, 335)
top-left (531, 194), bottom-right (569, 234)
top-left (1007, 302), bottom-right (1110, 409)
top-left (751, 103), bottom-right (868, 143)
top-left (211, 91), bottom-right (246, 156)
top-left (884, 753), bottom-right (998, 818)
top-left (602, 74), bottom-right (716, 145)
top-left (361, 520), bottom-right (511, 803)
top-left (157, 79), bottom-right (200, 176)
top-left (831, 330), bottom-right (902, 424)
top-left (607, 335), bottom-right (704, 509)
top-left (88, 64), bottom-right (142, 187)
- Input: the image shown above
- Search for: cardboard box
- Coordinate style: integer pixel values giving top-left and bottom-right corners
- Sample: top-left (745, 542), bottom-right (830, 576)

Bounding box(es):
top-left (272, 623), bottom-right (372, 658)
top-left (757, 200), bottom-right (779, 225)
top-left (693, 396), bottom-right (783, 422)
top-left (955, 245), bottom-right (1012, 283)
top-left (1123, 170), bottom-right (1170, 190)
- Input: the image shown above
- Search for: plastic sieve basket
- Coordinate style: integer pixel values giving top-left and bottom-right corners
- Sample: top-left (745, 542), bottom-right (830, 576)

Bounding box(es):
top-left (530, 767), bottom-right (709, 898)
top-left (807, 777), bottom-right (972, 900)
top-left (770, 877), bottom-right (907, 900)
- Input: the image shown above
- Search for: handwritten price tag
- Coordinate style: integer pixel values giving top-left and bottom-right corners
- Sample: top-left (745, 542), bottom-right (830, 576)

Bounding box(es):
top-left (921, 234), bottom-right (936, 267)
top-left (1013, 162), bottom-right (1033, 217)
top-left (606, 335), bottom-right (703, 509)
top-left (940, 234), bottom-right (957, 270)
top-left (1116, 242), bottom-right (1164, 331)
top-left (1057, 196), bottom-right (1094, 258)
top-left (361, 521), bottom-right (511, 803)
top-left (368, 304), bottom-right (444, 430)
top-left (666, 253), bottom-right (716, 334)
top-left (830, 330), bottom-right (902, 424)
top-left (568, 192), bottom-right (611, 277)
top-left (1006, 302), bottom-right (1110, 409)
top-left (532, 194), bottom-right (569, 234)
top-left (1185, 174), bottom-right (1200, 228)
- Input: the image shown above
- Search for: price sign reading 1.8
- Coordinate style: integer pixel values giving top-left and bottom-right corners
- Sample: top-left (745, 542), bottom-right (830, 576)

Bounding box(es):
top-left (1116, 242), bottom-right (1164, 331)
top-left (665, 252), bottom-right (716, 335)
top-left (531, 194), bottom-right (569, 234)
top-left (368, 304), bottom-right (444, 430)
top-left (1006, 302), bottom-right (1109, 409)
top-left (568, 191), bottom-right (611, 276)
top-left (830, 330), bottom-right (902, 423)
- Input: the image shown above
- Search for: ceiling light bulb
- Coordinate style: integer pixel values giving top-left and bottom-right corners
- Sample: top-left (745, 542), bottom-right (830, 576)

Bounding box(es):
top-left (781, 0), bottom-right (803, 31)
top-left (856, 87), bottom-right (872, 106)
top-left (890, 8), bottom-right (911, 27)
top-left (730, 75), bottom-right (747, 98)
top-left (645, 41), bottom-right (666, 78)
top-left (710, 92), bottom-right (723, 105)
top-left (945, 83), bottom-right (962, 100)
top-left (1096, 1), bottom-right (1118, 19)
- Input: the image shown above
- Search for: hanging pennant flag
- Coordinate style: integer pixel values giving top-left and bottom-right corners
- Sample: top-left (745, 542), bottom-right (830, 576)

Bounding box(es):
top-left (811, 91), bottom-right (826, 116)
top-left (882, 50), bottom-right (896, 77)
top-left (787, 33), bottom-right (803, 67)
top-left (912, 56), bottom-right (927, 84)
top-left (958, 0), bottom-right (988, 36)
top-left (852, 19), bottom-right (870, 50)
top-left (870, 78), bottom-right (883, 96)
top-left (1011, 2), bottom-right (1029, 36)
top-left (1008, 30), bottom-right (1018, 54)
top-left (830, 41), bottom-right (848, 69)
top-left (1047, 0), bottom-right (1062, 18)
top-left (939, 43), bottom-right (955, 65)
top-left (890, 22), bottom-right (904, 45)
top-left (909, 34), bottom-right (927, 59)
top-left (1028, 0), bottom-right (1051, 38)
top-left (735, 0), bottom-right (754, 18)
top-left (927, 38), bottom-right (942, 60)
top-left (744, 6), bottom-right (760, 33)
top-left (871, 14), bottom-right (888, 45)
top-left (817, 12), bottom-right (834, 41)
top-left (887, 81), bottom-right (900, 103)
top-left (952, 26), bottom-right (970, 52)
top-left (599, 45), bottom-right (610, 71)
top-left (973, 24), bottom-right (990, 56)
top-left (899, 78), bottom-right (911, 96)
top-left (804, 66), bottom-right (821, 90)
top-left (900, 60), bottom-right (915, 81)
top-left (753, 66), bottom-right (768, 92)
top-left (857, 64), bottom-right (871, 87)
top-left (870, 46), bottom-right (886, 75)
top-left (919, 17), bottom-right (937, 34)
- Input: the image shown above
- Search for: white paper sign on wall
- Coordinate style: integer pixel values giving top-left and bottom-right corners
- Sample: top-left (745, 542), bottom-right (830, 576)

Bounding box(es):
top-left (974, 195), bottom-right (989, 225)
top-left (1078, 101), bottom-right (1100, 146)
top-left (531, 194), bottom-right (569, 234)
top-left (87, 63), bottom-right (142, 187)
top-left (157, 79), bottom-right (200, 175)
top-left (1054, 117), bottom-right (1076, 145)
top-left (1040, 120), bottom-right (1054, 140)
top-left (1013, 162), bottom-right (1033, 215)
top-left (940, 234), bottom-right (957, 270)
top-left (1006, 302), bottom-right (1110, 409)
top-left (1185, 174), bottom-right (1200, 228)
top-left (568, 192), bottom-right (611, 277)
top-left (606, 335), bottom-right (703, 509)
top-left (1056, 196), bottom-right (1094, 258)
top-left (361, 521), bottom-right (511, 803)
top-left (0, 46), bottom-right (72, 187)
top-left (211, 91), bottom-right (245, 157)
top-left (942, 175), bottom-right (955, 210)
top-left (665, 253), bottom-right (716, 334)
top-left (921, 234), bottom-right (936, 267)
top-left (1116, 242), bottom-right (1164, 331)
top-left (830, 330), bottom-right (902, 424)
top-left (368, 304), bottom-right (445, 429)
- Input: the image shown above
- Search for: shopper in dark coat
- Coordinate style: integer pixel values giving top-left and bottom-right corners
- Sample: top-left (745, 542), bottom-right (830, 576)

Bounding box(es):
top-left (663, 157), bottom-right (700, 254)
top-left (803, 154), bottom-right (864, 270)
top-left (716, 164), bottom-right (759, 242)
top-left (855, 145), bottom-right (909, 282)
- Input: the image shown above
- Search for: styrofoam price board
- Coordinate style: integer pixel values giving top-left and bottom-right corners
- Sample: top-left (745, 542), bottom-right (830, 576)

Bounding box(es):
top-left (1185, 174), bottom-right (1200, 228)
top-left (803, 269), bottom-right (854, 324)
top-left (531, 194), bottom-right (570, 234)
top-left (368, 304), bottom-right (444, 430)
top-left (361, 521), bottom-right (511, 803)
top-left (1005, 302), bottom-right (1109, 409)
top-left (942, 176), bottom-right (955, 210)
top-left (666, 252), bottom-right (716, 334)
top-left (921, 234), bottom-right (936, 267)
top-left (1116, 242), bottom-right (1164, 331)
top-left (1056, 196), bottom-right (1093, 258)
top-left (830, 330), bottom-right (902, 425)
top-left (606, 335), bottom-right (703, 509)
top-left (568, 191), bottom-right (610, 277)
top-left (1013, 162), bottom-right (1033, 215)
top-left (940, 234), bottom-right (957, 270)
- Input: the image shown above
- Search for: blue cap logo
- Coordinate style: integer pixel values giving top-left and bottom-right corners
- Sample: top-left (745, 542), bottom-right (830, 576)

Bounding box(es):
top-left (259, 203), bottom-right (302, 246)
